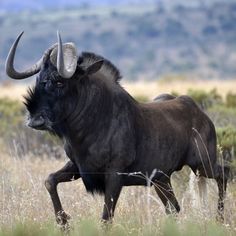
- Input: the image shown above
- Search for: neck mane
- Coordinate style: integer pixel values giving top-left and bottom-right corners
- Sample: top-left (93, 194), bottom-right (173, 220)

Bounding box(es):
top-left (54, 53), bottom-right (138, 142)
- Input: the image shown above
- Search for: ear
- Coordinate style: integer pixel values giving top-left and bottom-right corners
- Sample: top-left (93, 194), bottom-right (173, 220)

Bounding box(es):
top-left (86, 60), bottom-right (103, 75)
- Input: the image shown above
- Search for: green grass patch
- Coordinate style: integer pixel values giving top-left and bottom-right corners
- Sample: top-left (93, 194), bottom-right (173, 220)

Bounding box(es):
top-left (0, 218), bottom-right (234, 236)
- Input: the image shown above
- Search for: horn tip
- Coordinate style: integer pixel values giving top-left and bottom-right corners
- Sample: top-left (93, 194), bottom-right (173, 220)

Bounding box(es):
top-left (19, 31), bottom-right (24, 37)
top-left (57, 30), bottom-right (61, 38)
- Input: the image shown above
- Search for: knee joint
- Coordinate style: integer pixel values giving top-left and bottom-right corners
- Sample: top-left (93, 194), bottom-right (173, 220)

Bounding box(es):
top-left (165, 201), bottom-right (180, 214)
top-left (45, 174), bottom-right (56, 193)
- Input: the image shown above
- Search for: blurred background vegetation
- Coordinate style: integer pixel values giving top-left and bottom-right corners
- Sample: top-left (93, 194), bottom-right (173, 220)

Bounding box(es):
top-left (1, 0), bottom-right (236, 81)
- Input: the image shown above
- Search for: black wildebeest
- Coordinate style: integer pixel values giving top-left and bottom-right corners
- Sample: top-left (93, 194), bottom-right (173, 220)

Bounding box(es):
top-left (6, 32), bottom-right (229, 225)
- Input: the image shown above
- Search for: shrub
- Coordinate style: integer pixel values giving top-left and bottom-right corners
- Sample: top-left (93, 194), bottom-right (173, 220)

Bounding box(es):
top-left (0, 98), bottom-right (63, 159)
top-left (170, 91), bottom-right (179, 97)
top-left (226, 92), bottom-right (236, 108)
top-left (216, 126), bottom-right (236, 180)
top-left (217, 126), bottom-right (236, 150)
top-left (134, 95), bottom-right (149, 102)
top-left (0, 97), bottom-right (25, 137)
top-left (187, 88), bottom-right (222, 109)
top-left (208, 105), bottom-right (236, 128)
top-left (187, 89), bottom-right (209, 109)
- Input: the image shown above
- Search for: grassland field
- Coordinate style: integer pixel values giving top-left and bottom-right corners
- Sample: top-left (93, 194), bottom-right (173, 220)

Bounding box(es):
top-left (1, 79), bottom-right (236, 101)
top-left (0, 79), bottom-right (236, 235)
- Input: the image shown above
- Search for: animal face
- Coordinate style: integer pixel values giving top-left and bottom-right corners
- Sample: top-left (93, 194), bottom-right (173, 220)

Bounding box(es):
top-left (5, 31), bottom-right (77, 131)
top-left (24, 61), bottom-right (78, 131)
top-left (6, 31), bottom-right (104, 133)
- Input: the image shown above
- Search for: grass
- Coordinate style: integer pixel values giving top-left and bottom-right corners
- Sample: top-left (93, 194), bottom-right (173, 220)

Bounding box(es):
top-left (1, 79), bottom-right (236, 101)
top-left (0, 84), bottom-right (27, 101)
top-left (0, 152), bottom-right (236, 235)
top-left (123, 79), bottom-right (236, 100)
top-left (0, 218), bottom-right (234, 236)
top-left (0, 79), bottom-right (236, 235)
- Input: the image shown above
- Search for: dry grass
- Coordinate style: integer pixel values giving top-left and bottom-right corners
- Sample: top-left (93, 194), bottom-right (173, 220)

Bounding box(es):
top-left (1, 150), bottom-right (236, 235)
top-left (0, 79), bottom-right (236, 235)
top-left (0, 84), bottom-right (27, 101)
top-left (122, 79), bottom-right (236, 100)
top-left (0, 79), bottom-right (236, 101)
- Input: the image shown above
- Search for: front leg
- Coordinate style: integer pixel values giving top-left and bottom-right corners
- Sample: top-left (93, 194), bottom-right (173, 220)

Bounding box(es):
top-left (45, 161), bottom-right (80, 226)
top-left (102, 173), bottom-right (122, 222)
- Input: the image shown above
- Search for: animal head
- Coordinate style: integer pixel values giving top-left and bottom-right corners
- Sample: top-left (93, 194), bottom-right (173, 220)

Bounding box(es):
top-left (6, 32), bottom-right (104, 132)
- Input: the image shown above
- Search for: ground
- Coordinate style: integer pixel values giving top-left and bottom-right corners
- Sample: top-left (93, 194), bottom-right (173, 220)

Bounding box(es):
top-left (0, 80), bottom-right (236, 235)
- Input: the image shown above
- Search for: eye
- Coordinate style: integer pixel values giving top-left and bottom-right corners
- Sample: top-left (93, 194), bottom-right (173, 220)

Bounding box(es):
top-left (56, 81), bottom-right (64, 87)
top-left (40, 78), bottom-right (48, 86)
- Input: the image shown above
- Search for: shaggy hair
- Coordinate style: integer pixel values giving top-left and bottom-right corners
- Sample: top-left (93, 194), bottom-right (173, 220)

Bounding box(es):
top-left (78, 52), bottom-right (122, 83)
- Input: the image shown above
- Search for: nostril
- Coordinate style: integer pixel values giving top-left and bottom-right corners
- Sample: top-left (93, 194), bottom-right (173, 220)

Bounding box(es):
top-left (28, 115), bottom-right (45, 128)
top-left (38, 115), bottom-right (44, 121)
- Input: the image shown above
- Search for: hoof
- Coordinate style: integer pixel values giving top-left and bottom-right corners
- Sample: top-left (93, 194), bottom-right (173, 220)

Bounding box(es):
top-left (101, 218), bottom-right (112, 224)
top-left (56, 210), bottom-right (71, 226)
top-left (216, 212), bottom-right (224, 223)
top-left (101, 218), bottom-right (112, 232)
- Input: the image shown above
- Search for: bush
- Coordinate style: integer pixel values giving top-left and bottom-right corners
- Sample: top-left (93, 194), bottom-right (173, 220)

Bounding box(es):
top-left (134, 95), bottom-right (149, 102)
top-left (208, 105), bottom-right (236, 127)
top-left (0, 98), bottom-right (63, 159)
top-left (187, 89), bottom-right (208, 108)
top-left (216, 126), bottom-right (236, 180)
top-left (187, 88), bottom-right (222, 109)
top-left (170, 91), bottom-right (179, 97)
top-left (226, 92), bottom-right (236, 108)
top-left (217, 126), bottom-right (236, 150)
top-left (0, 98), bottom-right (25, 137)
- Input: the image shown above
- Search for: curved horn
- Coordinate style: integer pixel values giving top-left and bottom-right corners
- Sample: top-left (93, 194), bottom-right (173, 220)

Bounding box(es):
top-left (5, 31), bottom-right (43, 80)
top-left (57, 31), bottom-right (78, 79)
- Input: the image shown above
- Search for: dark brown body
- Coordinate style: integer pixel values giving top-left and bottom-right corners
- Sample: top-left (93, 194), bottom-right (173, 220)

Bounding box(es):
top-left (5, 32), bottom-right (229, 226)
top-left (125, 96), bottom-right (218, 185)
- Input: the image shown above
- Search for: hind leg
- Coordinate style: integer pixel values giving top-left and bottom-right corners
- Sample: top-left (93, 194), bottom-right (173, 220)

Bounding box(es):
top-left (154, 177), bottom-right (180, 214)
top-left (198, 164), bottom-right (229, 222)
top-left (215, 165), bottom-right (229, 222)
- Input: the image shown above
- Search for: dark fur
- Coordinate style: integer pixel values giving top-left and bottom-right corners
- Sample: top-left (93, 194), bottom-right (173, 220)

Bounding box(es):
top-left (24, 52), bottom-right (229, 223)
top-left (154, 93), bottom-right (176, 102)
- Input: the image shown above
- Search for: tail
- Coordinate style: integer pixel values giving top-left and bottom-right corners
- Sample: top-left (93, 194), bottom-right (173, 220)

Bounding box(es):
top-left (197, 175), bottom-right (207, 207)
top-left (189, 171), bottom-right (207, 209)
top-left (189, 171), bottom-right (198, 208)
top-left (220, 147), bottom-right (231, 179)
